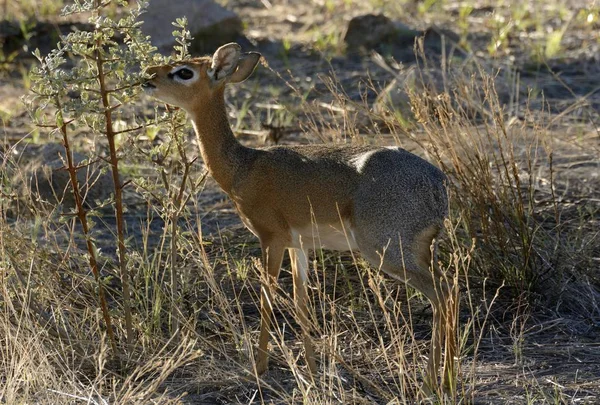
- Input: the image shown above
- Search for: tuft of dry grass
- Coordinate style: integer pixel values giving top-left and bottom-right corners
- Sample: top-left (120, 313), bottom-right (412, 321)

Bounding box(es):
top-left (2, 0), bottom-right (600, 403)
top-left (404, 55), bottom-right (599, 317)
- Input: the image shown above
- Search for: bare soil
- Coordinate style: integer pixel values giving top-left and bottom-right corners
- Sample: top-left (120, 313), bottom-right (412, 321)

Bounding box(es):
top-left (1, 1), bottom-right (599, 403)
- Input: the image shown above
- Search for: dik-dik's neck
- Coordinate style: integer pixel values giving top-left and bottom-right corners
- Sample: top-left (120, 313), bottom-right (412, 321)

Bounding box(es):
top-left (189, 89), bottom-right (249, 194)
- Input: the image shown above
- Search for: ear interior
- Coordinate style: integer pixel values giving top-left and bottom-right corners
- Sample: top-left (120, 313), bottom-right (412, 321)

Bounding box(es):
top-left (209, 43), bottom-right (242, 81)
top-left (229, 52), bottom-right (261, 84)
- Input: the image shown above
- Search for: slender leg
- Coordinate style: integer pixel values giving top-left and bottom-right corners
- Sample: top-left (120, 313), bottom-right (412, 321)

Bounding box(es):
top-left (442, 288), bottom-right (458, 392)
top-left (424, 300), bottom-right (444, 391)
top-left (424, 284), bottom-right (458, 396)
top-left (289, 247), bottom-right (317, 375)
top-left (256, 241), bottom-right (285, 375)
top-left (411, 230), bottom-right (458, 395)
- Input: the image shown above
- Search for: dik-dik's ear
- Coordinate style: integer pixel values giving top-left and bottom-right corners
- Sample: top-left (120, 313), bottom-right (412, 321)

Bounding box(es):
top-left (229, 52), bottom-right (261, 84)
top-left (208, 43), bottom-right (241, 82)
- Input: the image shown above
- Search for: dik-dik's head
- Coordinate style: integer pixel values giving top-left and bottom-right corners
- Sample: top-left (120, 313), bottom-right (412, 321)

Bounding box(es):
top-left (142, 43), bottom-right (261, 113)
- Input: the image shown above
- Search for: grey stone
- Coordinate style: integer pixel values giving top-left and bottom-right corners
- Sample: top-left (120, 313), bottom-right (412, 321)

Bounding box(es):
top-left (141, 0), bottom-right (243, 54)
top-left (344, 14), bottom-right (421, 51)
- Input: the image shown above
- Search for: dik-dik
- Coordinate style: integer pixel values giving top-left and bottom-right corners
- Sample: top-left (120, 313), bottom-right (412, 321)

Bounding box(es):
top-left (143, 43), bottom-right (457, 391)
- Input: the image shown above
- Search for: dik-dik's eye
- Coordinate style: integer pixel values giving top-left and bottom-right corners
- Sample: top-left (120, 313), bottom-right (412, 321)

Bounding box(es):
top-left (175, 68), bottom-right (194, 80)
top-left (168, 67), bottom-right (195, 82)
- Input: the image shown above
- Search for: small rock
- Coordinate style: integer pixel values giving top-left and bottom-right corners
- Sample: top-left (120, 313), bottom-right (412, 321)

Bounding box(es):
top-left (141, 0), bottom-right (243, 54)
top-left (422, 25), bottom-right (461, 55)
top-left (19, 143), bottom-right (113, 210)
top-left (344, 14), bottom-right (421, 51)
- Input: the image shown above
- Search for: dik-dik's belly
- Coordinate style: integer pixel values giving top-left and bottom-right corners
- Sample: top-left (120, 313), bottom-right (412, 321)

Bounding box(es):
top-left (290, 220), bottom-right (359, 251)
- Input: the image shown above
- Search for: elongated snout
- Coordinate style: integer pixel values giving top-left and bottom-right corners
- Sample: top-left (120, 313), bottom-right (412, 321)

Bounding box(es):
top-left (141, 67), bottom-right (159, 91)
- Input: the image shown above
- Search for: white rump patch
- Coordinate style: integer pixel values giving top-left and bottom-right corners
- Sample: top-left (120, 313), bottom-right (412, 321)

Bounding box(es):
top-left (350, 149), bottom-right (379, 174)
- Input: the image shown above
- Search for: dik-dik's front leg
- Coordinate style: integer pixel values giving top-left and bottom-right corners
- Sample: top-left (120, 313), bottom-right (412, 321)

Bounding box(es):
top-left (289, 247), bottom-right (317, 375)
top-left (255, 241), bottom-right (285, 375)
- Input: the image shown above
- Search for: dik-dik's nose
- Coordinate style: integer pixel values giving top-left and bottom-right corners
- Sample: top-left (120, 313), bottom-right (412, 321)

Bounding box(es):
top-left (141, 80), bottom-right (156, 90)
top-left (141, 67), bottom-right (159, 89)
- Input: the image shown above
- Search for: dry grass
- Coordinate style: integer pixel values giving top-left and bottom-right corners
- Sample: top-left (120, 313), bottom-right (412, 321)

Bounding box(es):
top-left (1, 0), bottom-right (600, 404)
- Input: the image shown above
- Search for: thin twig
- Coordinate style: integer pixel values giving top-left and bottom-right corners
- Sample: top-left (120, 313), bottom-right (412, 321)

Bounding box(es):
top-left (94, 9), bottom-right (133, 347)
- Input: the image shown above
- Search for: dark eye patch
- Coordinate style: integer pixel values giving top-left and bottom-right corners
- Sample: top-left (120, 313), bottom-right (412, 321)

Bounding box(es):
top-left (175, 68), bottom-right (194, 80)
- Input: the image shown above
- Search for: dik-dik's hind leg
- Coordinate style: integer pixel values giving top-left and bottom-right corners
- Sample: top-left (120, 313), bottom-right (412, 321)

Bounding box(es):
top-left (441, 284), bottom-right (458, 392)
top-left (426, 287), bottom-right (458, 394)
top-left (256, 241), bottom-right (285, 375)
top-left (289, 247), bottom-right (317, 376)
top-left (414, 225), bottom-right (458, 394)
top-left (428, 265), bottom-right (458, 393)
